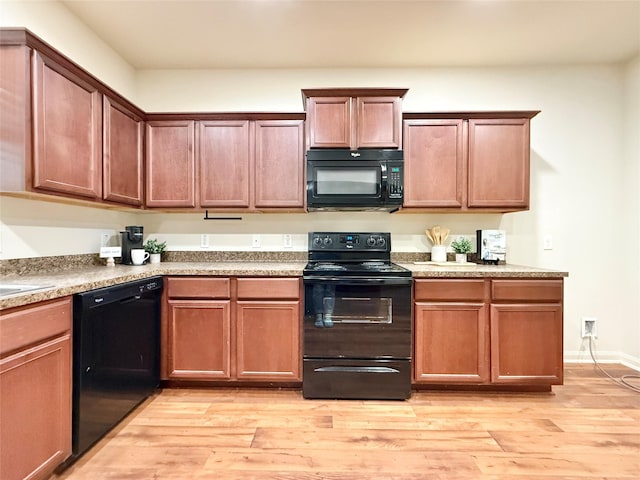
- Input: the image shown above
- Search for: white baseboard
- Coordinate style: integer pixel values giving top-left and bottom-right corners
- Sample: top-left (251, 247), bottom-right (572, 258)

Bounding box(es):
top-left (564, 350), bottom-right (640, 372)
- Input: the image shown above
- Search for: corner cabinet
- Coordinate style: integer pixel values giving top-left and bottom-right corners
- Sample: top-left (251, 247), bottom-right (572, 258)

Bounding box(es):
top-left (1, 30), bottom-right (147, 207)
top-left (32, 50), bottom-right (102, 199)
top-left (103, 96), bottom-right (144, 206)
top-left (302, 88), bottom-right (407, 149)
top-left (0, 297), bottom-right (72, 480)
top-left (163, 276), bottom-right (301, 383)
top-left (402, 112), bottom-right (539, 212)
top-left (413, 277), bottom-right (563, 389)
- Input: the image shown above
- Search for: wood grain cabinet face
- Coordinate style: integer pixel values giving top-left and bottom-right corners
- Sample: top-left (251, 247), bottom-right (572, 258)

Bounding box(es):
top-left (163, 277), bottom-right (301, 383)
top-left (305, 96), bottom-right (352, 148)
top-left (356, 96), bottom-right (402, 149)
top-left (166, 299), bottom-right (231, 379)
top-left (32, 51), bottom-right (102, 199)
top-left (402, 119), bottom-right (465, 207)
top-left (199, 120), bottom-right (251, 208)
top-left (304, 91), bottom-right (404, 149)
top-left (0, 298), bottom-right (72, 480)
top-left (145, 121), bottom-right (196, 207)
top-left (103, 96), bottom-right (144, 206)
top-left (402, 115), bottom-right (534, 211)
top-left (413, 280), bottom-right (489, 383)
top-left (236, 301), bottom-right (301, 380)
top-left (468, 118), bottom-right (530, 209)
top-left (490, 279), bottom-right (564, 385)
top-left (254, 120), bottom-right (305, 208)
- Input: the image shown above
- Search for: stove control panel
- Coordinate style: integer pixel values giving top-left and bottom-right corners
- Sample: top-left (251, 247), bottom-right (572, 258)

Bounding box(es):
top-left (309, 232), bottom-right (390, 251)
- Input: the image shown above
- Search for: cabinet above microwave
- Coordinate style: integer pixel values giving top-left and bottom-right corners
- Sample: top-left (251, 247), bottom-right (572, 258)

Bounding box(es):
top-left (302, 88), bottom-right (408, 150)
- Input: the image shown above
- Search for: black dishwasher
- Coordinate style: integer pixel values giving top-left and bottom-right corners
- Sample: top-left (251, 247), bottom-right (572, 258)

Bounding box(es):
top-left (68, 276), bottom-right (162, 465)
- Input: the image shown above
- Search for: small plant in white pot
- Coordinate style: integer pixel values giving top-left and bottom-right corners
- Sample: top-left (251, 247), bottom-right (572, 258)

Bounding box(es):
top-left (450, 236), bottom-right (473, 263)
top-left (143, 239), bottom-right (167, 264)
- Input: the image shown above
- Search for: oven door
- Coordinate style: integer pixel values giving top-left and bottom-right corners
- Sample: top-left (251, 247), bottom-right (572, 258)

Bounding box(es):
top-left (303, 276), bottom-right (412, 359)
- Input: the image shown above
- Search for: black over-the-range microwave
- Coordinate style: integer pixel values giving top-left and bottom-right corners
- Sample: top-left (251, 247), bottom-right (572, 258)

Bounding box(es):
top-left (306, 149), bottom-right (404, 212)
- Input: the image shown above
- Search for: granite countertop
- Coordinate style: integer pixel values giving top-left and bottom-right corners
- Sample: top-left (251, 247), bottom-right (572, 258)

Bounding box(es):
top-left (0, 260), bottom-right (568, 310)
top-left (403, 262), bottom-right (568, 278)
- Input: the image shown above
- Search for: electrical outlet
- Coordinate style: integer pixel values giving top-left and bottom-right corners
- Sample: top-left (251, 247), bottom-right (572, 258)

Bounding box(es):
top-left (283, 234), bottom-right (293, 248)
top-left (101, 233), bottom-right (110, 247)
top-left (543, 235), bottom-right (553, 250)
top-left (582, 317), bottom-right (597, 338)
top-left (200, 234), bottom-right (209, 248)
top-left (252, 234), bottom-right (261, 248)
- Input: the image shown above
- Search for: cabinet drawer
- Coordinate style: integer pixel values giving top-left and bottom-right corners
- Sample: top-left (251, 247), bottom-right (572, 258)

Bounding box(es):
top-left (491, 279), bottom-right (563, 302)
top-left (0, 297), bottom-right (72, 356)
top-left (166, 277), bottom-right (230, 299)
top-left (237, 278), bottom-right (300, 299)
top-left (414, 279), bottom-right (486, 302)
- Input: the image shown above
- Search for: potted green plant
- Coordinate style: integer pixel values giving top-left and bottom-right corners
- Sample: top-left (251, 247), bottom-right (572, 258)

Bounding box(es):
top-left (143, 238), bottom-right (167, 264)
top-left (450, 236), bottom-right (473, 263)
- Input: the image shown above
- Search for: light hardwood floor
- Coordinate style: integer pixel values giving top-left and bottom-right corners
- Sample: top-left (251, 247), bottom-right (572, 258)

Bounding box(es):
top-left (55, 364), bottom-right (640, 479)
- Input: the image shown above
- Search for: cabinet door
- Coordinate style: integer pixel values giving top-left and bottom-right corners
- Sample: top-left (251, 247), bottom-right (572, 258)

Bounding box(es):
top-left (166, 300), bottom-right (231, 379)
top-left (305, 96), bottom-right (352, 148)
top-left (1, 335), bottom-right (71, 480)
top-left (103, 96), bottom-right (144, 206)
top-left (254, 120), bottom-right (304, 208)
top-left (236, 301), bottom-right (301, 381)
top-left (146, 121), bottom-right (195, 207)
top-left (32, 51), bottom-right (102, 199)
top-left (199, 120), bottom-right (251, 208)
top-left (414, 303), bottom-right (489, 383)
top-left (490, 303), bottom-right (563, 384)
top-left (356, 96), bottom-right (402, 149)
top-left (468, 118), bottom-right (530, 208)
top-left (403, 119), bottom-right (464, 207)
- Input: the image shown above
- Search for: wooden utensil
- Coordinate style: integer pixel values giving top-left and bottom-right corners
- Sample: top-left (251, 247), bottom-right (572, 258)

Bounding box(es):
top-left (440, 227), bottom-right (450, 243)
top-left (432, 226), bottom-right (441, 245)
top-left (425, 229), bottom-right (435, 244)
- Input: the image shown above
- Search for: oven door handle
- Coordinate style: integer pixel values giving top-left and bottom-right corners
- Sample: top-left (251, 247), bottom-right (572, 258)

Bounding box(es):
top-left (303, 276), bottom-right (411, 286)
top-left (314, 366), bottom-right (401, 374)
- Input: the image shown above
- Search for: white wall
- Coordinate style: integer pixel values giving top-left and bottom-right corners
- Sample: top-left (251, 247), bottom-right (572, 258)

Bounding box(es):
top-left (620, 56), bottom-right (640, 363)
top-left (0, 0), bottom-right (137, 99)
top-left (0, 1), bottom-right (637, 367)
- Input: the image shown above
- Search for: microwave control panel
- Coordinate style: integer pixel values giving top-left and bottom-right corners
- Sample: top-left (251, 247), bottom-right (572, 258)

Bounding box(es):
top-left (387, 163), bottom-right (403, 198)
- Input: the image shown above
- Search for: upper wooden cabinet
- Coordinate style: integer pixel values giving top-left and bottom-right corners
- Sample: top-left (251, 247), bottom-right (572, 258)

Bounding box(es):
top-left (146, 120), bottom-right (196, 208)
top-left (302, 88), bottom-right (407, 149)
top-left (403, 119), bottom-right (465, 208)
top-left (254, 119), bottom-right (304, 208)
top-left (199, 120), bottom-right (251, 208)
top-left (467, 118), bottom-right (530, 208)
top-left (103, 96), bottom-right (144, 206)
top-left (148, 115), bottom-right (305, 210)
top-left (1, 29), bottom-right (146, 207)
top-left (32, 50), bottom-right (102, 199)
top-left (402, 112), bottom-right (539, 212)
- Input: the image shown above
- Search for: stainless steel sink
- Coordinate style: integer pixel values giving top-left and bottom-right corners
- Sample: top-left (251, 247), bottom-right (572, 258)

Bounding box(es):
top-left (0, 284), bottom-right (54, 297)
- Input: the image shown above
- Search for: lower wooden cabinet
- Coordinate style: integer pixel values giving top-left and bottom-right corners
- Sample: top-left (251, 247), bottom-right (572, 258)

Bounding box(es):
top-left (163, 276), bottom-right (301, 383)
top-left (413, 278), bottom-right (563, 388)
top-left (490, 279), bottom-right (564, 384)
top-left (414, 279), bottom-right (489, 383)
top-left (0, 297), bottom-right (72, 480)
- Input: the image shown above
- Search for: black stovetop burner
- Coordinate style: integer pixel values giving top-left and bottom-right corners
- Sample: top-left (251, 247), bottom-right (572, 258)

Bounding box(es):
top-left (304, 232), bottom-right (411, 277)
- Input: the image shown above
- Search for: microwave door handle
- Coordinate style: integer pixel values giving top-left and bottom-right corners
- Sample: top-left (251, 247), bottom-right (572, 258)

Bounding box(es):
top-left (380, 163), bottom-right (388, 200)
